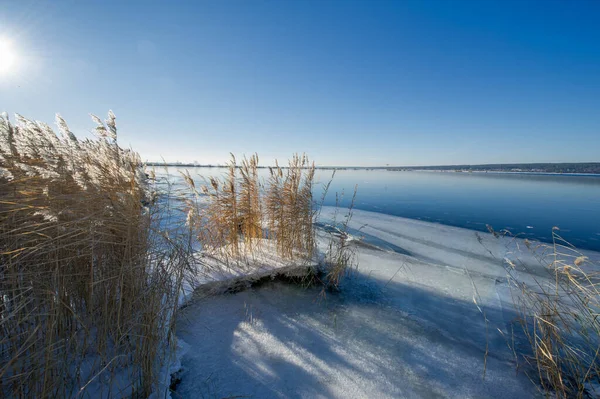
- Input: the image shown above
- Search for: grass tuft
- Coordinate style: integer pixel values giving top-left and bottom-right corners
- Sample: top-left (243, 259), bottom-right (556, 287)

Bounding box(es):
top-left (191, 153), bottom-right (316, 264)
top-left (482, 226), bottom-right (600, 398)
top-left (0, 112), bottom-right (189, 398)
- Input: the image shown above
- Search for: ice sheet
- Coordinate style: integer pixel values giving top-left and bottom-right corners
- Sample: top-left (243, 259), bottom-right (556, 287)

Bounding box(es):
top-left (171, 208), bottom-right (600, 397)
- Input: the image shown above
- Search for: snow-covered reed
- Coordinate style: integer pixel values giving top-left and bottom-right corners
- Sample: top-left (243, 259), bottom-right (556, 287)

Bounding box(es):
top-left (0, 112), bottom-right (189, 398)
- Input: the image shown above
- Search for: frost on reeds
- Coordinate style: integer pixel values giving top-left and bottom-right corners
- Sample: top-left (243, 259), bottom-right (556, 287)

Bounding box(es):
top-left (0, 112), bottom-right (189, 398)
top-left (484, 227), bottom-right (600, 398)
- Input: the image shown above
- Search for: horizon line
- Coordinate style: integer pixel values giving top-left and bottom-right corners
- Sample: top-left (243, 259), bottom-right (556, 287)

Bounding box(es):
top-left (144, 161), bottom-right (600, 169)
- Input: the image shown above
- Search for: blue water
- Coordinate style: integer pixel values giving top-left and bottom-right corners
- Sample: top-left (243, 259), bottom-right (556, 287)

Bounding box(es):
top-left (169, 167), bottom-right (600, 252)
top-left (315, 170), bottom-right (600, 251)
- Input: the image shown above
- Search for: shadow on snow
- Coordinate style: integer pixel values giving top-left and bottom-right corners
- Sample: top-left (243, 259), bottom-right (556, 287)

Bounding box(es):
top-left (174, 268), bottom-right (540, 399)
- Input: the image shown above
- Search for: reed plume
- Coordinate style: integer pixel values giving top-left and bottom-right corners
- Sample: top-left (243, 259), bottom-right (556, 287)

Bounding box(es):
top-left (0, 112), bottom-right (188, 398)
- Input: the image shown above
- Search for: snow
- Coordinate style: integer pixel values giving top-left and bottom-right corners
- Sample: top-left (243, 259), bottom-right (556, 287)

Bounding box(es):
top-left (149, 339), bottom-right (190, 399)
top-left (192, 239), bottom-right (317, 285)
top-left (178, 238), bottom-right (319, 304)
top-left (169, 207), bottom-right (600, 398)
top-left (176, 283), bottom-right (540, 398)
top-left (152, 239), bottom-right (318, 399)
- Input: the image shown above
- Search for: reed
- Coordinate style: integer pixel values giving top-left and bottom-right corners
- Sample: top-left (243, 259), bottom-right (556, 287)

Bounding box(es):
top-left (238, 154), bottom-right (262, 250)
top-left (483, 226), bottom-right (600, 398)
top-left (197, 154), bottom-right (241, 260)
top-left (196, 153), bottom-right (316, 263)
top-left (0, 112), bottom-right (188, 398)
top-left (269, 154), bottom-right (316, 260)
top-left (319, 184), bottom-right (358, 290)
top-left (513, 231), bottom-right (600, 398)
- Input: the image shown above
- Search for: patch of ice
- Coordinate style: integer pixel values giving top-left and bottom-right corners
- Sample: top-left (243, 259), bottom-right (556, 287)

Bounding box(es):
top-left (170, 208), bottom-right (600, 397)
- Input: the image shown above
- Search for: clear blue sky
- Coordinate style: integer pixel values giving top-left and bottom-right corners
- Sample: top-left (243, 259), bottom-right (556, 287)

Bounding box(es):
top-left (1, 0), bottom-right (599, 166)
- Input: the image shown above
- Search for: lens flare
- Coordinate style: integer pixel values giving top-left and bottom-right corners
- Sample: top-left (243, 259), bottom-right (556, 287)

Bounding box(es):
top-left (0, 38), bottom-right (17, 75)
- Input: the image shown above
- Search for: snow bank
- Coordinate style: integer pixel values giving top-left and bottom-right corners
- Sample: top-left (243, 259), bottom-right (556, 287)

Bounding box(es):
top-left (179, 238), bottom-right (318, 304)
top-left (171, 208), bottom-right (600, 397)
top-left (152, 238), bottom-right (319, 399)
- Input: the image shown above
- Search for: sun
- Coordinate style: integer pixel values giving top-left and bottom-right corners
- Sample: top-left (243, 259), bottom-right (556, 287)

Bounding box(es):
top-left (0, 38), bottom-right (17, 75)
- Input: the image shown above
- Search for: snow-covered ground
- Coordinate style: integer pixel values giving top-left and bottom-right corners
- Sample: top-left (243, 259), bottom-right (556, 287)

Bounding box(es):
top-left (178, 239), bottom-right (318, 305)
top-left (173, 208), bottom-right (600, 398)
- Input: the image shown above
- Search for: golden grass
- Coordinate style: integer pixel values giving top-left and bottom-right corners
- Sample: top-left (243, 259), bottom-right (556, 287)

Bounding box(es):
top-left (515, 231), bottom-right (600, 397)
top-left (483, 227), bottom-right (600, 398)
top-left (268, 154), bottom-right (315, 260)
top-left (189, 156), bottom-right (355, 292)
top-left (192, 153), bottom-right (316, 264)
top-left (0, 111), bottom-right (355, 397)
top-left (0, 112), bottom-right (189, 398)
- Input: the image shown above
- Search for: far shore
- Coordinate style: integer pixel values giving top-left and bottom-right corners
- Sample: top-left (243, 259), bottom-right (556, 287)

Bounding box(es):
top-left (147, 162), bottom-right (600, 176)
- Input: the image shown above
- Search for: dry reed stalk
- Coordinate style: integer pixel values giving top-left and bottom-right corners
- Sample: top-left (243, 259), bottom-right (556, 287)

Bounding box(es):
top-left (238, 154), bottom-right (262, 252)
top-left (198, 154), bottom-right (241, 260)
top-left (322, 185), bottom-right (358, 290)
top-left (272, 154), bottom-right (315, 260)
top-left (194, 153), bottom-right (317, 265)
top-left (0, 112), bottom-right (189, 398)
top-left (266, 160), bottom-right (284, 246)
top-left (483, 226), bottom-right (600, 398)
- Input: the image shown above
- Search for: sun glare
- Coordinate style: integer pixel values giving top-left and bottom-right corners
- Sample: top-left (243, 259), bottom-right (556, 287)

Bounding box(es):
top-left (0, 38), bottom-right (17, 75)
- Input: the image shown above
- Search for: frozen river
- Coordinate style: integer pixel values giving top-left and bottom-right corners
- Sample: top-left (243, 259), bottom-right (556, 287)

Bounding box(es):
top-left (164, 167), bottom-right (600, 251)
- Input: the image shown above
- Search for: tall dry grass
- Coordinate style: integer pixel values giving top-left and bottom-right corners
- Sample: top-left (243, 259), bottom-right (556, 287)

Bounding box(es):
top-left (321, 185), bottom-right (358, 290)
top-left (511, 231), bottom-right (600, 398)
top-left (193, 153), bottom-right (316, 263)
top-left (482, 226), bottom-right (600, 398)
top-left (195, 155), bottom-right (242, 259)
top-left (268, 154), bottom-right (315, 260)
top-left (0, 112), bottom-right (188, 398)
top-left (238, 154), bottom-right (262, 250)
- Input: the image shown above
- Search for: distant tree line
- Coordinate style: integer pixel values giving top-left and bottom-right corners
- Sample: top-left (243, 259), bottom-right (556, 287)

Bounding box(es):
top-left (145, 161), bottom-right (600, 174)
top-left (384, 163), bottom-right (600, 174)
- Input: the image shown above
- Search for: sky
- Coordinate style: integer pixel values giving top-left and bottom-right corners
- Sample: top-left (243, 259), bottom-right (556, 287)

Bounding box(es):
top-left (0, 0), bottom-right (599, 166)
